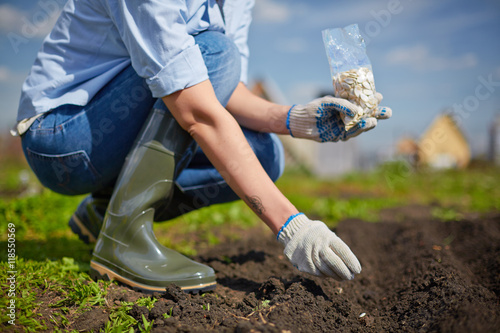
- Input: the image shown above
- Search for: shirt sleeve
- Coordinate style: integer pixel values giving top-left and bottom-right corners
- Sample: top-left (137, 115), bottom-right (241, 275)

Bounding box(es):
top-left (224, 0), bottom-right (255, 85)
top-left (105, 0), bottom-right (209, 97)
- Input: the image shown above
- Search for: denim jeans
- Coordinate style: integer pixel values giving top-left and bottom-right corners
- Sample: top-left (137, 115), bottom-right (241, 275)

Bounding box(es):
top-left (21, 31), bottom-right (285, 218)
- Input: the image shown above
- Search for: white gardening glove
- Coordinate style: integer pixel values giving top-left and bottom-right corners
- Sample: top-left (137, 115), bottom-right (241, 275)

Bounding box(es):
top-left (277, 213), bottom-right (361, 280)
top-left (286, 96), bottom-right (391, 142)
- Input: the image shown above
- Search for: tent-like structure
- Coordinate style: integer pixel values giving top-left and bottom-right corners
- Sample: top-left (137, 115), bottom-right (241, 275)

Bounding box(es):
top-left (418, 113), bottom-right (470, 169)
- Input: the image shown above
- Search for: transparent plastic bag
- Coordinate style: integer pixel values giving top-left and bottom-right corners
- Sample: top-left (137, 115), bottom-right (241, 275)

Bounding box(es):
top-left (322, 24), bottom-right (379, 130)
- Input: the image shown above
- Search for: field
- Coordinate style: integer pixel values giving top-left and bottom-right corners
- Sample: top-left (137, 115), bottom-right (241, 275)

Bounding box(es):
top-left (1, 138), bottom-right (499, 332)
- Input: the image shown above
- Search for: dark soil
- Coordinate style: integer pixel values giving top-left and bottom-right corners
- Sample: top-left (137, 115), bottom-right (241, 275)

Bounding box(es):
top-left (19, 206), bottom-right (500, 332)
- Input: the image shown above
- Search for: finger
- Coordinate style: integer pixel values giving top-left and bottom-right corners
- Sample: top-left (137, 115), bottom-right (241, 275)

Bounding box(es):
top-left (372, 106), bottom-right (392, 119)
top-left (344, 117), bottom-right (377, 140)
top-left (374, 92), bottom-right (383, 104)
top-left (320, 96), bottom-right (361, 118)
top-left (328, 236), bottom-right (362, 275)
top-left (301, 250), bottom-right (324, 277)
top-left (318, 248), bottom-right (353, 280)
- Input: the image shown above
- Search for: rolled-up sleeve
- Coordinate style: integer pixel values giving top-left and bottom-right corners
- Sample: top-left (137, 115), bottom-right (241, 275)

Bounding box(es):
top-left (107, 0), bottom-right (209, 97)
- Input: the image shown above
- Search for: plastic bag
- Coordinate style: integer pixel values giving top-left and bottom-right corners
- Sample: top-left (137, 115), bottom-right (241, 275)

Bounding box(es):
top-left (322, 24), bottom-right (379, 130)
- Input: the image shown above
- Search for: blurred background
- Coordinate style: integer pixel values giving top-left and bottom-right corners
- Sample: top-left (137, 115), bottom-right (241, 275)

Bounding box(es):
top-left (1, 0), bottom-right (500, 175)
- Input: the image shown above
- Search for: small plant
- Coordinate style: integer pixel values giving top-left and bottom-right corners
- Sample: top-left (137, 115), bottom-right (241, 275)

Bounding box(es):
top-left (431, 207), bottom-right (463, 222)
top-left (202, 303), bottom-right (210, 311)
top-left (222, 255), bottom-right (233, 264)
top-left (49, 312), bottom-right (70, 328)
top-left (253, 300), bottom-right (271, 311)
top-left (105, 301), bottom-right (136, 332)
top-left (136, 297), bottom-right (157, 310)
top-left (138, 314), bottom-right (154, 333)
top-left (103, 319), bottom-right (135, 333)
top-left (162, 307), bottom-right (173, 319)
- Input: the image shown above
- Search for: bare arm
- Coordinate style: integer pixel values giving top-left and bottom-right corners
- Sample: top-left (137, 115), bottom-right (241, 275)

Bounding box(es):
top-left (226, 82), bottom-right (291, 134)
top-left (162, 80), bottom-right (298, 234)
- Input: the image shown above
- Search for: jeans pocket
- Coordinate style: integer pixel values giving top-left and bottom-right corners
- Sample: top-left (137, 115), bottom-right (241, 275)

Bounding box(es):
top-left (26, 148), bottom-right (102, 195)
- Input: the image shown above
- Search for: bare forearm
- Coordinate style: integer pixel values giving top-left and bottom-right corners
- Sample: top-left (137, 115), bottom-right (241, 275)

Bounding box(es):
top-left (189, 110), bottom-right (297, 234)
top-left (226, 82), bottom-right (290, 134)
top-left (162, 80), bottom-right (297, 234)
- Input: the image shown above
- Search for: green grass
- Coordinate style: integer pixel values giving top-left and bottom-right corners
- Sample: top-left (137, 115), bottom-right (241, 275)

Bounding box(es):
top-left (1, 158), bottom-right (499, 331)
top-left (279, 161), bottom-right (500, 227)
top-left (0, 257), bottom-right (109, 331)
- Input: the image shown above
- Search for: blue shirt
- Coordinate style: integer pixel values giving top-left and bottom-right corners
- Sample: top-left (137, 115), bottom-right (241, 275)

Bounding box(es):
top-left (17, 0), bottom-right (254, 121)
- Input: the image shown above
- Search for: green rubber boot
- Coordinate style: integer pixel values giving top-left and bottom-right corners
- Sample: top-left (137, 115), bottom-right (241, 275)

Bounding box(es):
top-left (90, 108), bottom-right (216, 293)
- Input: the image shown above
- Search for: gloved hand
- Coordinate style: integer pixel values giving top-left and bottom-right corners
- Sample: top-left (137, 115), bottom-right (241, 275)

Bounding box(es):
top-left (286, 95), bottom-right (392, 142)
top-left (277, 213), bottom-right (361, 280)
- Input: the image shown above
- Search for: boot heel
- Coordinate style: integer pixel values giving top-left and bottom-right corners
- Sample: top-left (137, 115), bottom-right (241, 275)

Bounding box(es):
top-left (68, 195), bottom-right (107, 244)
top-left (69, 214), bottom-right (95, 244)
top-left (90, 260), bottom-right (163, 293)
top-left (90, 261), bottom-right (111, 282)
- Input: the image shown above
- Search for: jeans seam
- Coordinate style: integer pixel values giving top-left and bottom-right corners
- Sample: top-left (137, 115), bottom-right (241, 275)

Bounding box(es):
top-left (26, 147), bottom-right (103, 194)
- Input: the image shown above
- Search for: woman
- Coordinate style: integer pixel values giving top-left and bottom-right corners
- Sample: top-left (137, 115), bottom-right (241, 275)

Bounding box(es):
top-left (14, 0), bottom-right (391, 292)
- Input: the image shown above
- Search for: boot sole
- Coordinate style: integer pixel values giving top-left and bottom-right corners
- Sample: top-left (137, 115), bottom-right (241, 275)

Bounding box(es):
top-left (90, 260), bottom-right (216, 294)
top-left (69, 213), bottom-right (97, 244)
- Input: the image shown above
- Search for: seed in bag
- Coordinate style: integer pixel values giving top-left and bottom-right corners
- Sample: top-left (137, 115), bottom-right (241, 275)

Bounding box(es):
top-left (333, 67), bottom-right (379, 130)
top-left (322, 24), bottom-right (380, 130)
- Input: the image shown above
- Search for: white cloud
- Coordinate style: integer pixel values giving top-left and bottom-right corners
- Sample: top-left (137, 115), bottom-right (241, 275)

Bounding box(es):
top-left (0, 66), bottom-right (19, 82)
top-left (0, 67), bottom-right (10, 82)
top-left (253, 0), bottom-right (291, 23)
top-left (0, 3), bottom-right (61, 38)
top-left (386, 44), bottom-right (477, 71)
top-left (0, 5), bottom-right (25, 33)
top-left (0, 66), bottom-right (27, 87)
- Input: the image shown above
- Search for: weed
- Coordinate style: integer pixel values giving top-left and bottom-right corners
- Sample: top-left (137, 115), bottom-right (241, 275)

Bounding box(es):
top-left (138, 314), bottom-right (154, 333)
top-left (431, 207), bottom-right (463, 221)
top-left (162, 307), bottom-right (174, 319)
top-left (106, 301), bottom-right (136, 332)
top-left (443, 233), bottom-right (456, 246)
top-left (253, 300), bottom-right (271, 311)
top-left (136, 297), bottom-right (157, 310)
top-left (222, 255), bottom-right (233, 264)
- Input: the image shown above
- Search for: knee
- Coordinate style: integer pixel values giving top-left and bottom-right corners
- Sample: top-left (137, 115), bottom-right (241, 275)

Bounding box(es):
top-left (194, 31), bottom-right (240, 71)
top-left (244, 129), bottom-right (285, 182)
top-left (194, 31), bottom-right (241, 105)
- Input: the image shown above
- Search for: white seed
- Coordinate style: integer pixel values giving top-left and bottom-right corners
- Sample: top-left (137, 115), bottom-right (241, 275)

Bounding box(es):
top-left (332, 66), bottom-right (379, 129)
top-left (367, 71), bottom-right (374, 82)
top-left (359, 313), bottom-right (366, 318)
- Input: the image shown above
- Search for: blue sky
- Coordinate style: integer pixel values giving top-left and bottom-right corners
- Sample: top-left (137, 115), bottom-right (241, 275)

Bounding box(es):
top-left (1, 0), bottom-right (500, 156)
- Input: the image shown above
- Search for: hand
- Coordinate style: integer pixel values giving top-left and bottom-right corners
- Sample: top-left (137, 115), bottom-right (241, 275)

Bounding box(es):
top-left (277, 213), bottom-right (361, 280)
top-left (286, 95), bottom-right (391, 142)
